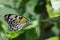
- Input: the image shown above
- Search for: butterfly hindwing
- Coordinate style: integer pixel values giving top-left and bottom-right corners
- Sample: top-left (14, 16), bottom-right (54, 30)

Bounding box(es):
top-left (4, 14), bottom-right (31, 31)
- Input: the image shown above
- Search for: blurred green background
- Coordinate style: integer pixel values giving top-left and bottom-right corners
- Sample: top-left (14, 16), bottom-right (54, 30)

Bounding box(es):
top-left (0, 0), bottom-right (60, 40)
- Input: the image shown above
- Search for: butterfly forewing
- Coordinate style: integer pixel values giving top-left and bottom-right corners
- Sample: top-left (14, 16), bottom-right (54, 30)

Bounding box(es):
top-left (4, 14), bottom-right (31, 31)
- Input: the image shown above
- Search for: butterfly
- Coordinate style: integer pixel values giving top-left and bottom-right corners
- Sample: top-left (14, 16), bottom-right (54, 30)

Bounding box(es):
top-left (4, 14), bottom-right (31, 31)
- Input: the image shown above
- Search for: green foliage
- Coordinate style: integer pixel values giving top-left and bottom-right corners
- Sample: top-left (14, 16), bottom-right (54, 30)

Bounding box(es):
top-left (25, 29), bottom-right (38, 40)
top-left (46, 36), bottom-right (59, 40)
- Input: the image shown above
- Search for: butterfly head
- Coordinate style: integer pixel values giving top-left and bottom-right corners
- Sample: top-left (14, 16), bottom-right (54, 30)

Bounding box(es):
top-left (4, 14), bottom-right (11, 22)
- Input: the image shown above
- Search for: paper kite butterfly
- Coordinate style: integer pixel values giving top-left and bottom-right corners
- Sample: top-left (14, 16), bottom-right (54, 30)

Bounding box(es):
top-left (4, 14), bottom-right (31, 31)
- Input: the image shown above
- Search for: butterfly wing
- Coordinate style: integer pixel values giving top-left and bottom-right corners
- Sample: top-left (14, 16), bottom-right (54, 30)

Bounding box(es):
top-left (4, 14), bottom-right (31, 31)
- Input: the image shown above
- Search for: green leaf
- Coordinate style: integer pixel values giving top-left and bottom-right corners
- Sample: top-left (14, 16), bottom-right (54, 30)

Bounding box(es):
top-left (7, 20), bottom-right (38, 39)
top-left (46, 36), bottom-right (59, 40)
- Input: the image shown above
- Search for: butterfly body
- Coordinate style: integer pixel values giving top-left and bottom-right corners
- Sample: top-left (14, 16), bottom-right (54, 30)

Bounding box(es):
top-left (4, 14), bottom-right (31, 31)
